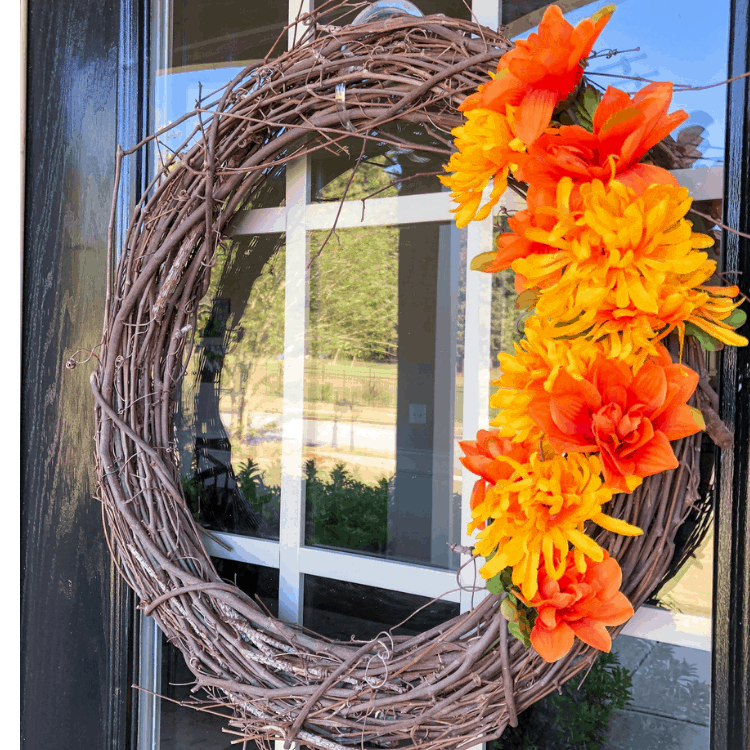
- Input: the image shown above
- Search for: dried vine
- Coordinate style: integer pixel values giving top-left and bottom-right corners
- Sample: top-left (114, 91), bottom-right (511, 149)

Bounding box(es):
top-left (91, 4), bottom-right (720, 749)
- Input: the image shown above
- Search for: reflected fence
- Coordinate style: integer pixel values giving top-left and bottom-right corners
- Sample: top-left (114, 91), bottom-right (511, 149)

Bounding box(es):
top-left (228, 359), bottom-right (506, 425)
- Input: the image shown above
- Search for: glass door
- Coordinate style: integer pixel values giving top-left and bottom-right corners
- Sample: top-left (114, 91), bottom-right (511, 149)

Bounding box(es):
top-left (136, 2), bottom-right (733, 748)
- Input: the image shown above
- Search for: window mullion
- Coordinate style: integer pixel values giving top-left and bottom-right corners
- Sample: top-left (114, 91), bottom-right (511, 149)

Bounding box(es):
top-left (459, 216), bottom-right (493, 614)
top-left (278, 153), bottom-right (310, 625)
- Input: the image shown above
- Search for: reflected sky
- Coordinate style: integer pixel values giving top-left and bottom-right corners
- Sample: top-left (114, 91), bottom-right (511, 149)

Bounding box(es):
top-left (155, 1), bottom-right (730, 169)
top-left (518, 0), bottom-right (729, 167)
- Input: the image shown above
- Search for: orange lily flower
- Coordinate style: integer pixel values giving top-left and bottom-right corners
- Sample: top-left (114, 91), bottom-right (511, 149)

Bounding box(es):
top-left (462, 5), bottom-right (615, 144)
top-left (522, 550), bottom-right (634, 663)
top-left (527, 352), bottom-right (703, 493)
top-left (514, 82), bottom-right (688, 207)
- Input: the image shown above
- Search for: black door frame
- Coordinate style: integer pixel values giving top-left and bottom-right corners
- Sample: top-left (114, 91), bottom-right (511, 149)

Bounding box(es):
top-left (21, 1), bottom-right (750, 748)
top-left (712, 2), bottom-right (750, 749)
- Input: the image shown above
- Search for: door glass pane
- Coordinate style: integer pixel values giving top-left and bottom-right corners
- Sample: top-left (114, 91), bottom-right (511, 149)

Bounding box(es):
top-left (169, 0), bottom-right (286, 71)
top-left (505, 0), bottom-right (730, 170)
top-left (309, 123), bottom-right (449, 203)
top-left (304, 575), bottom-right (460, 641)
top-left (303, 222), bottom-right (461, 569)
top-left (177, 235), bottom-right (285, 539)
top-left (158, 561), bottom-right (278, 750)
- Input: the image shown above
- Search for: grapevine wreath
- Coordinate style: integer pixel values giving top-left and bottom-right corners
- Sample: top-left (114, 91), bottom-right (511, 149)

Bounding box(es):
top-left (89, 2), bottom-right (747, 748)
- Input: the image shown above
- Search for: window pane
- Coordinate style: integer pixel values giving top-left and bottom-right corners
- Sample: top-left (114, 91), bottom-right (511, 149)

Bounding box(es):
top-left (505, 0), bottom-right (730, 169)
top-left (309, 123), bottom-right (449, 202)
top-left (158, 561), bottom-right (278, 750)
top-left (303, 223), bottom-right (462, 569)
top-left (177, 235), bottom-right (285, 539)
top-left (304, 575), bottom-right (459, 641)
top-left (169, 0), bottom-right (286, 71)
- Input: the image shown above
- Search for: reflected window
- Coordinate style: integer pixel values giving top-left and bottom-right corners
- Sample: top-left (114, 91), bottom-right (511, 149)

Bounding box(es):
top-left (177, 235), bottom-right (285, 539)
top-left (304, 575), bottom-right (460, 641)
top-left (304, 223), bottom-right (462, 569)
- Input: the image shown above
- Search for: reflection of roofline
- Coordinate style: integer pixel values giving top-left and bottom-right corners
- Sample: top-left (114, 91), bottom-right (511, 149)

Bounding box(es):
top-left (505, 0), bottom-right (599, 39)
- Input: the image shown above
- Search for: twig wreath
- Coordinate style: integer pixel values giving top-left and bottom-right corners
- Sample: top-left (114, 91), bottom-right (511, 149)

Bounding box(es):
top-left (89, 2), bottom-right (746, 749)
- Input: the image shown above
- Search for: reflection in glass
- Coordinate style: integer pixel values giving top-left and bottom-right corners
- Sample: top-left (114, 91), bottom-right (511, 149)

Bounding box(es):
top-left (159, 561), bottom-right (278, 750)
top-left (506, 0), bottom-right (730, 169)
top-left (309, 122), bottom-right (450, 203)
top-left (177, 235), bottom-right (285, 539)
top-left (169, 0), bottom-right (286, 70)
top-left (304, 575), bottom-right (460, 642)
top-left (303, 223), bottom-right (461, 569)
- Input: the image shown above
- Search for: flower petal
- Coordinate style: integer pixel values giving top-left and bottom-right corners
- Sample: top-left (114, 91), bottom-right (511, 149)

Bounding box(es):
top-left (531, 621), bottom-right (576, 663)
top-left (568, 618), bottom-right (612, 652)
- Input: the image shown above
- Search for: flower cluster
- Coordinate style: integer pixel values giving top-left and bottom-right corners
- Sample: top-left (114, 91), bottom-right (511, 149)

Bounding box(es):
top-left (448, 4), bottom-right (747, 663)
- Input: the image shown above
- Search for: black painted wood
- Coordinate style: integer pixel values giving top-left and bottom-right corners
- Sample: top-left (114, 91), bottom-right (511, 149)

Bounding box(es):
top-left (712, 1), bottom-right (750, 749)
top-left (20, 0), bottom-right (133, 748)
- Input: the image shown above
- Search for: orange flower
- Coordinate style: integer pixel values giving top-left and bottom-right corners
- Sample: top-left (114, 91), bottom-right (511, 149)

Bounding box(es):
top-left (477, 176), bottom-right (580, 289)
top-left (459, 430), bottom-right (536, 531)
top-left (462, 5), bottom-right (614, 144)
top-left (528, 352), bottom-right (703, 493)
top-left (521, 179), bottom-right (748, 354)
top-left (522, 550), bottom-right (634, 663)
top-left (514, 82), bottom-right (688, 207)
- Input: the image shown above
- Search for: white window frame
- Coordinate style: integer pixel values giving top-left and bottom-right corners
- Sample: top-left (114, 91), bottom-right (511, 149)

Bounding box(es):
top-left (137, 1), bottom-right (722, 746)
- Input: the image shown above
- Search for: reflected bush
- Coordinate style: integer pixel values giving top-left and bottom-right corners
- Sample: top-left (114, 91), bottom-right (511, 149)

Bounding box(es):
top-left (494, 651), bottom-right (633, 750)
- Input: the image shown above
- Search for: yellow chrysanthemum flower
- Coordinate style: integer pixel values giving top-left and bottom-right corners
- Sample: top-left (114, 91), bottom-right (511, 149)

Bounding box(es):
top-left (473, 451), bottom-right (642, 600)
top-left (440, 106), bottom-right (525, 227)
top-left (517, 179), bottom-right (747, 351)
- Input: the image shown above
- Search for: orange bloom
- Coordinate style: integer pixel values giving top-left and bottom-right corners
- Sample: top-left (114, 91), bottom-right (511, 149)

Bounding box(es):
top-left (479, 176), bottom-right (580, 289)
top-left (459, 430), bottom-right (533, 530)
top-left (522, 550), bottom-right (634, 663)
top-left (462, 5), bottom-right (614, 144)
top-left (521, 179), bottom-right (748, 354)
top-left (528, 352), bottom-right (703, 493)
top-left (514, 82), bottom-right (688, 207)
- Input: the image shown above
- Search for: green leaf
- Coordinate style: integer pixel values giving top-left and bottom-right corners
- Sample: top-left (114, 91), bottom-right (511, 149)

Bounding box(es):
top-left (499, 567), bottom-right (513, 588)
top-left (486, 571), bottom-right (505, 596)
top-left (581, 85), bottom-right (602, 118)
top-left (508, 620), bottom-right (531, 648)
top-left (684, 321), bottom-right (723, 352)
top-left (726, 307), bottom-right (747, 329)
top-left (501, 597), bottom-right (518, 622)
top-left (470, 251), bottom-right (498, 272)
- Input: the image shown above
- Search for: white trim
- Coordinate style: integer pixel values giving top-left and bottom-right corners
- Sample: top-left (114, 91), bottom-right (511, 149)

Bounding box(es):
top-left (201, 531), bottom-right (280, 568)
top-left (673, 166), bottom-right (724, 201)
top-left (471, 0), bottom-right (501, 29)
top-left (230, 189), bottom-right (528, 236)
top-left (278, 154), bottom-right (310, 624)
top-left (298, 546), bottom-right (461, 603)
top-left (431, 222), bottom-right (461, 570)
top-left (459, 216), bottom-right (494, 614)
top-left (621, 605), bottom-right (711, 652)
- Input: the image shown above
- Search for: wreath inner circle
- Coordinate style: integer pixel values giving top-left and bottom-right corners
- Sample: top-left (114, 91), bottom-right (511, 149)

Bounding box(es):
top-left (91, 8), bottom-right (722, 750)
